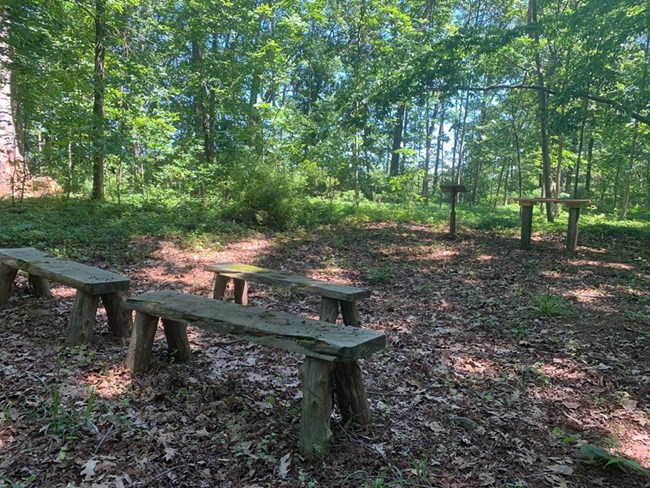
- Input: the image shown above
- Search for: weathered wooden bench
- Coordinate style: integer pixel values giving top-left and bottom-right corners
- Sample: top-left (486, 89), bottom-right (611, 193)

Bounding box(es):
top-left (204, 262), bottom-right (371, 325)
top-left (0, 247), bottom-right (131, 345)
top-left (124, 290), bottom-right (385, 457)
top-left (204, 262), bottom-right (374, 426)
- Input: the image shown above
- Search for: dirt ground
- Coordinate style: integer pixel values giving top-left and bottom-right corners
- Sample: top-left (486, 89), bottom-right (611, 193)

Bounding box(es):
top-left (0, 222), bottom-right (648, 487)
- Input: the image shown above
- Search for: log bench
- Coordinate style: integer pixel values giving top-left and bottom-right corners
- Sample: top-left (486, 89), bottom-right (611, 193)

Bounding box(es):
top-left (204, 262), bottom-right (374, 426)
top-left (204, 262), bottom-right (371, 326)
top-left (124, 290), bottom-right (386, 457)
top-left (0, 247), bottom-right (131, 345)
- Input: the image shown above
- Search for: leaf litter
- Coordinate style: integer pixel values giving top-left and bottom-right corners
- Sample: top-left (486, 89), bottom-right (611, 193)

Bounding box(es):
top-left (0, 223), bottom-right (648, 487)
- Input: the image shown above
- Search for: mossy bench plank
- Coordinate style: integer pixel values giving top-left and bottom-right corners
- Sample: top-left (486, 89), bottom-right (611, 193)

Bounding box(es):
top-left (124, 290), bottom-right (386, 458)
top-left (204, 262), bottom-right (370, 302)
top-left (0, 247), bottom-right (131, 344)
top-left (0, 248), bottom-right (129, 294)
top-left (125, 290), bottom-right (385, 362)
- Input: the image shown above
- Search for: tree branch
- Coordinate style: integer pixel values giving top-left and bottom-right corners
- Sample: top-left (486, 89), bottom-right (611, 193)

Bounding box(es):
top-left (455, 83), bottom-right (650, 126)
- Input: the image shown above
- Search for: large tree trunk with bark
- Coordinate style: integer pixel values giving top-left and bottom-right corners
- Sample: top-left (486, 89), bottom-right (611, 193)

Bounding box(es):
top-left (0, 7), bottom-right (22, 196)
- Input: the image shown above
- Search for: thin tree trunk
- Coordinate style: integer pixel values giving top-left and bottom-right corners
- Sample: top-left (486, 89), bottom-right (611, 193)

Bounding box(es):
top-left (585, 135), bottom-right (594, 193)
top-left (389, 103), bottom-right (405, 176)
top-left (528, 0), bottom-right (554, 221)
top-left (422, 97), bottom-right (439, 201)
top-left (456, 91), bottom-right (471, 184)
top-left (431, 104), bottom-right (445, 199)
top-left (619, 121), bottom-right (639, 219)
top-left (91, 0), bottom-right (106, 200)
top-left (573, 98), bottom-right (589, 198)
top-left (509, 103), bottom-right (523, 198)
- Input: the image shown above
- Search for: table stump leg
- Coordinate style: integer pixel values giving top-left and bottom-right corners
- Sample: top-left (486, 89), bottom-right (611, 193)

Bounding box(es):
top-left (66, 291), bottom-right (100, 346)
top-left (125, 312), bottom-right (159, 373)
top-left (210, 273), bottom-right (230, 300)
top-left (101, 293), bottom-right (132, 338)
top-left (299, 356), bottom-right (333, 458)
top-left (0, 265), bottom-right (18, 304)
top-left (566, 206), bottom-right (581, 254)
top-left (162, 319), bottom-right (191, 362)
top-left (520, 204), bottom-right (534, 250)
top-left (449, 190), bottom-right (458, 235)
top-left (28, 275), bottom-right (52, 298)
top-left (233, 278), bottom-right (248, 306)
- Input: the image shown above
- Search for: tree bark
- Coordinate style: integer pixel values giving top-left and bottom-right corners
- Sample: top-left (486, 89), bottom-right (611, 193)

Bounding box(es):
top-left (0, 6), bottom-right (22, 196)
top-left (91, 0), bottom-right (106, 201)
top-left (389, 103), bottom-right (405, 176)
top-left (528, 0), bottom-right (554, 222)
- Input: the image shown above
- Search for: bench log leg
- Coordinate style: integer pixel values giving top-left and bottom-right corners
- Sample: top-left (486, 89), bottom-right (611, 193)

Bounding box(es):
top-left (125, 312), bottom-right (159, 373)
top-left (0, 265), bottom-right (18, 304)
top-left (101, 293), bottom-right (132, 339)
top-left (66, 292), bottom-right (100, 346)
top-left (162, 319), bottom-right (191, 362)
top-left (333, 362), bottom-right (372, 426)
top-left (321, 298), bottom-right (372, 426)
top-left (320, 297), bottom-right (339, 323)
top-left (340, 301), bottom-right (360, 327)
top-left (233, 278), bottom-right (248, 306)
top-left (210, 273), bottom-right (230, 300)
top-left (299, 357), bottom-right (333, 458)
top-left (520, 204), bottom-right (534, 250)
top-left (28, 275), bottom-right (52, 298)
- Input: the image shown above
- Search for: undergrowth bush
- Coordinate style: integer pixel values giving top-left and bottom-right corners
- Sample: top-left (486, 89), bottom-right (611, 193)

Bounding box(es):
top-left (222, 168), bottom-right (303, 230)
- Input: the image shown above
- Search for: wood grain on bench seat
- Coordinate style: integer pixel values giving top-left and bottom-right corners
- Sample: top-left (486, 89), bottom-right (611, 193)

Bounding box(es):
top-left (204, 262), bottom-right (370, 302)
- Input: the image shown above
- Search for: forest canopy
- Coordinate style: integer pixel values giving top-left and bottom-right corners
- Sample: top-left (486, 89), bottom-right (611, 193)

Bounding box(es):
top-left (1, 0), bottom-right (648, 224)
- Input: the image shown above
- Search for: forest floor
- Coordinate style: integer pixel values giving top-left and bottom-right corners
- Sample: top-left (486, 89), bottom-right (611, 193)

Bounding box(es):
top-left (0, 221), bottom-right (648, 488)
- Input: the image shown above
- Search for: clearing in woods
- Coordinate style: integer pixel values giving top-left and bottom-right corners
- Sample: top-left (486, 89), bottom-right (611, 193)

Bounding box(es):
top-left (0, 220), bottom-right (648, 487)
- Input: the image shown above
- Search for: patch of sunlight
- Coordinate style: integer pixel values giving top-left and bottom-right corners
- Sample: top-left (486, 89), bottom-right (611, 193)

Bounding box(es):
top-left (448, 354), bottom-right (496, 375)
top-left (477, 254), bottom-right (494, 261)
top-left (84, 368), bottom-right (133, 399)
top-left (540, 270), bottom-right (563, 279)
top-left (571, 259), bottom-right (635, 271)
top-left (539, 359), bottom-right (589, 380)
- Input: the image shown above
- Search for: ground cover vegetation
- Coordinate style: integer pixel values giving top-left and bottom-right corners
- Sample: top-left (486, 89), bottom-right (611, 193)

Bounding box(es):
top-left (0, 197), bottom-right (648, 487)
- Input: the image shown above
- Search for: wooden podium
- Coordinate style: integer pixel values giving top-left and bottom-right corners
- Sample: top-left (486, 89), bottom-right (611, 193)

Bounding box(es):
top-left (440, 184), bottom-right (467, 236)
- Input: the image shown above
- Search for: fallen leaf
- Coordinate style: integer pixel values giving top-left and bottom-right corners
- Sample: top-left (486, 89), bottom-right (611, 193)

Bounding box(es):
top-left (547, 464), bottom-right (574, 476)
top-left (164, 447), bottom-right (177, 461)
top-left (278, 452), bottom-right (291, 479)
top-left (80, 459), bottom-right (99, 481)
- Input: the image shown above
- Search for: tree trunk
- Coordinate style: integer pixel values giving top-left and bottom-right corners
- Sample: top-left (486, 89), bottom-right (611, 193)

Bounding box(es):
top-left (528, 0), bottom-right (554, 222)
top-left (422, 97), bottom-right (438, 201)
top-left (619, 121), bottom-right (639, 220)
top-left (0, 6), bottom-right (22, 196)
top-left (431, 104), bottom-right (445, 199)
top-left (91, 0), bottom-right (106, 201)
top-left (573, 98), bottom-right (589, 198)
top-left (585, 135), bottom-right (594, 193)
top-left (389, 103), bottom-right (405, 176)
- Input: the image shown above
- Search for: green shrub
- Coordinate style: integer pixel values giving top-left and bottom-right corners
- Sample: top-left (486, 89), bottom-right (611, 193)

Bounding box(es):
top-left (222, 167), bottom-right (303, 230)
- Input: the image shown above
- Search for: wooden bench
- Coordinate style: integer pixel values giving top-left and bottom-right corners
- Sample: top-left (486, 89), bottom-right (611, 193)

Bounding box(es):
top-left (124, 290), bottom-right (386, 457)
top-left (0, 247), bottom-right (131, 345)
top-left (204, 262), bottom-right (374, 425)
top-left (516, 198), bottom-right (591, 254)
top-left (204, 262), bottom-right (371, 326)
